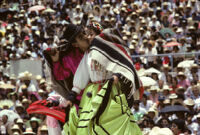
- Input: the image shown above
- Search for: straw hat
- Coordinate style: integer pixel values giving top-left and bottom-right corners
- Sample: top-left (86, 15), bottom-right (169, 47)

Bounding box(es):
top-left (21, 84), bottom-right (27, 90)
top-left (132, 35), bottom-right (138, 40)
top-left (197, 113), bottom-right (200, 118)
top-left (157, 7), bottom-right (162, 11)
top-left (152, 15), bottom-right (157, 19)
top-left (150, 86), bottom-right (159, 92)
top-left (35, 75), bottom-right (42, 81)
top-left (148, 107), bottom-right (157, 114)
top-left (16, 103), bottom-right (24, 109)
top-left (22, 98), bottom-right (29, 104)
top-left (21, 71), bottom-right (32, 80)
top-left (143, 39), bottom-right (148, 43)
top-left (121, 7), bottom-right (127, 12)
top-left (88, 14), bottom-right (94, 19)
top-left (141, 19), bottom-right (146, 24)
top-left (184, 98), bottom-right (195, 106)
top-left (163, 99), bottom-right (171, 104)
top-left (175, 85), bottom-right (186, 92)
top-left (39, 79), bottom-right (46, 85)
top-left (12, 124), bottom-right (20, 130)
top-left (76, 5), bottom-right (81, 9)
top-left (23, 128), bottom-right (35, 135)
top-left (161, 64), bottom-right (171, 70)
top-left (161, 85), bottom-right (172, 91)
top-left (149, 127), bottom-right (173, 135)
top-left (131, 40), bottom-right (137, 44)
top-left (169, 93), bottom-right (178, 99)
top-left (40, 125), bottom-right (48, 131)
top-left (10, 74), bottom-right (16, 80)
top-left (177, 72), bottom-right (186, 78)
top-left (30, 117), bottom-right (39, 123)
top-left (190, 64), bottom-right (198, 69)
top-left (122, 36), bottom-right (128, 41)
top-left (113, 8), bottom-right (120, 14)
top-left (163, 2), bottom-right (168, 6)
top-left (188, 26), bottom-right (195, 30)
top-left (126, 31), bottom-right (131, 36)
top-left (129, 45), bottom-right (135, 50)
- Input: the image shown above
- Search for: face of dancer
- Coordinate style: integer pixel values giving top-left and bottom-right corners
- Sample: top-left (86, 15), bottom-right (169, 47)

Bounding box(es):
top-left (73, 31), bottom-right (91, 52)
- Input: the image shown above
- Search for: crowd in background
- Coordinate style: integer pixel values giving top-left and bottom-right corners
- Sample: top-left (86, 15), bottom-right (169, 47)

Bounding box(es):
top-left (0, 0), bottom-right (200, 134)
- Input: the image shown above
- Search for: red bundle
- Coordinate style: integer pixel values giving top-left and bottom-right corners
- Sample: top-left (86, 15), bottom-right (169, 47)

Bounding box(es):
top-left (26, 100), bottom-right (66, 123)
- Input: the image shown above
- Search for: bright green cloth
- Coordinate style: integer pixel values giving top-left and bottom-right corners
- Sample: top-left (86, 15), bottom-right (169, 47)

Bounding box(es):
top-left (64, 81), bottom-right (142, 135)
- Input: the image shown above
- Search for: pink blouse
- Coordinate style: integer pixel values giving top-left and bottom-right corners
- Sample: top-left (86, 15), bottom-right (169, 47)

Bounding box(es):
top-left (53, 48), bottom-right (83, 80)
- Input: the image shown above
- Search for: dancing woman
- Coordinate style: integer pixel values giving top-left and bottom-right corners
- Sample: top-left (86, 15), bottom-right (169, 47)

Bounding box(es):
top-left (63, 24), bottom-right (142, 135)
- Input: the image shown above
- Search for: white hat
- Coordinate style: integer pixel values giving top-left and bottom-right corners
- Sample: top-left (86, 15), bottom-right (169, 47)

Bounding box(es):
top-left (13, 132), bottom-right (20, 135)
top-left (16, 118), bottom-right (23, 124)
top-left (197, 113), bottom-right (200, 118)
top-left (163, 2), bottom-right (168, 6)
top-left (23, 128), bottom-right (35, 135)
top-left (10, 74), bottom-right (16, 80)
top-left (21, 71), bottom-right (32, 80)
top-left (148, 107), bottom-right (157, 113)
top-left (169, 93), bottom-right (178, 99)
top-left (188, 26), bottom-right (195, 30)
top-left (39, 79), bottom-right (46, 85)
top-left (177, 72), bottom-right (186, 77)
top-left (76, 5), bottom-right (81, 9)
top-left (131, 40), bottom-right (137, 44)
top-left (191, 64), bottom-right (198, 68)
top-left (163, 99), bottom-right (171, 104)
top-left (157, 7), bottom-right (161, 10)
top-left (150, 86), bottom-right (159, 92)
top-left (122, 36), bottom-right (128, 41)
top-left (162, 85), bottom-right (172, 91)
top-left (30, 117), bottom-right (39, 123)
top-left (176, 28), bottom-right (183, 33)
top-left (141, 19), bottom-right (146, 24)
top-left (129, 45), bottom-right (135, 49)
top-left (38, 89), bottom-right (44, 93)
top-left (121, 7), bottom-right (127, 12)
top-left (132, 35), bottom-right (138, 40)
top-left (184, 98), bottom-right (195, 106)
top-left (22, 98), bottom-right (29, 103)
top-left (152, 15), bottom-right (157, 19)
top-left (88, 14), bottom-right (94, 19)
top-left (149, 127), bottom-right (173, 135)
top-left (113, 8), bottom-right (120, 14)
top-left (126, 31), bottom-right (131, 36)
top-left (175, 14), bottom-right (179, 17)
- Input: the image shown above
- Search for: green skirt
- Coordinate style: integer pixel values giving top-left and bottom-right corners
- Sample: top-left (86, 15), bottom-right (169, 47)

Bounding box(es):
top-left (63, 81), bottom-right (142, 135)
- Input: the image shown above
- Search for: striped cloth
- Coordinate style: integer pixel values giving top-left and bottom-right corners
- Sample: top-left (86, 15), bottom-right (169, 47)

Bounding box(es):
top-left (89, 34), bottom-right (141, 99)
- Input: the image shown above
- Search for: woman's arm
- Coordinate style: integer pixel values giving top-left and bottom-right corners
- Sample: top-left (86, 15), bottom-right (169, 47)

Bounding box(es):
top-left (71, 53), bottom-right (90, 94)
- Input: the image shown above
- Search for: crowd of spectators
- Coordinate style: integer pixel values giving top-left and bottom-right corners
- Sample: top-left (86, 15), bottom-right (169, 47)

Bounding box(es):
top-left (0, 0), bottom-right (200, 134)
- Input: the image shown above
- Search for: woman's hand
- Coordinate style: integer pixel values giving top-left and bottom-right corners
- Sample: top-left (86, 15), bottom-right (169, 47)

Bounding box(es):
top-left (112, 75), bottom-right (119, 84)
top-left (63, 100), bottom-right (73, 107)
top-left (50, 48), bottom-right (59, 62)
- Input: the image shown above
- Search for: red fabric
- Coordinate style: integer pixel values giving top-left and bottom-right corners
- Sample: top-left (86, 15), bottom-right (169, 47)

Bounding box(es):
top-left (135, 63), bottom-right (140, 70)
top-left (139, 80), bottom-right (144, 100)
top-left (27, 100), bottom-right (66, 123)
top-left (163, 57), bottom-right (170, 65)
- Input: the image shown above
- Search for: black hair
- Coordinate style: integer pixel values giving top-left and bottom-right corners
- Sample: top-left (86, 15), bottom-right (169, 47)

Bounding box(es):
top-left (143, 94), bottom-right (148, 99)
top-left (172, 119), bottom-right (186, 132)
